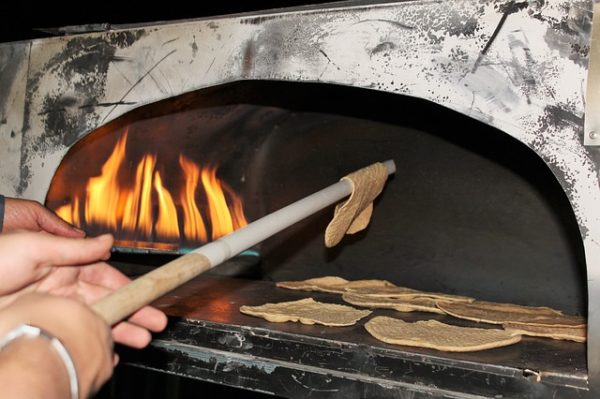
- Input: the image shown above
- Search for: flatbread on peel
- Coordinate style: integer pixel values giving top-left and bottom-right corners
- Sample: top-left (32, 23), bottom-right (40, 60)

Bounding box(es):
top-left (346, 286), bottom-right (474, 303)
top-left (342, 293), bottom-right (444, 314)
top-left (276, 276), bottom-right (395, 294)
top-left (325, 162), bottom-right (389, 247)
top-left (436, 300), bottom-right (585, 327)
top-left (239, 298), bottom-right (372, 326)
top-left (364, 316), bottom-right (521, 352)
top-left (503, 322), bottom-right (586, 343)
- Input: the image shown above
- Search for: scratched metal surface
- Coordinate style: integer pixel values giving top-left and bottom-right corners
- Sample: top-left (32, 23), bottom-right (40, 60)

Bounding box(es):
top-left (120, 275), bottom-right (588, 398)
top-left (0, 0), bottom-right (599, 390)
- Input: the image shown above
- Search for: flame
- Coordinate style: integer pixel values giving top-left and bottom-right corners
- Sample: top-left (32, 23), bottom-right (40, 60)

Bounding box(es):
top-left (56, 196), bottom-right (80, 227)
top-left (154, 171), bottom-right (180, 240)
top-left (54, 132), bottom-right (248, 248)
top-left (85, 134), bottom-right (127, 230)
top-left (179, 155), bottom-right (208, 242)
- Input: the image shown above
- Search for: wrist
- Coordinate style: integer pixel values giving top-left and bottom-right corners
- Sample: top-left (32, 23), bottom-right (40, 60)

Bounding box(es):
top-left (0, 293), bottom-right (113, 398)
top-left (0, 324), bottom-right (79, 399)
top-left (0, 332), bottom-right (71, 399)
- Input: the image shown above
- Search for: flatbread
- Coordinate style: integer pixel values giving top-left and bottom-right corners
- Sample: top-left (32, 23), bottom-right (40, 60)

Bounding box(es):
top-left (239, 298), bottom-right (372, 326)
top-left (325, 162), bottom-right (389, 247)
top-left (276, 276), bottom-right (349, 293)
top-left (503, 323), bottom-right (587, 343)
top-left (346, 286), bottom-right (474, 303)
top-left (276, 276), bottom-right (395, 294)
top-left (343, 280), bottom-right (397, 290)
top-left (436, 300), bottom-right (585, 327)
top-left (364, 316), bottom-right (522, 352)
top-left (342, 293), bottom-right (444, 314)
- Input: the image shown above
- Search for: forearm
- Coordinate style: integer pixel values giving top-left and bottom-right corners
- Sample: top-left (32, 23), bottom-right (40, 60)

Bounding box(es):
top-left (0, 336), bottom-right (69, 399)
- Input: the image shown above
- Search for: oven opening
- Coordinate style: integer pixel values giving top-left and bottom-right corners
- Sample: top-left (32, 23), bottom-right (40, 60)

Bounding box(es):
top-left (45, 105), bottom-right (250, 254)
top-left (45, 80), bottom-right (588, 389)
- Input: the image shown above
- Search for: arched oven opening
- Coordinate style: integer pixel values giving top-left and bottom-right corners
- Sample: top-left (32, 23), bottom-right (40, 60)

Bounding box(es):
top-left (45, 80), bottom-right (588, 393)
top-left (46, 80), bottom-right (587, 314)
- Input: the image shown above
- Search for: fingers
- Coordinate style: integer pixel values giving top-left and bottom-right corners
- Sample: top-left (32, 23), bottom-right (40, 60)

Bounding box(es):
top-left (3, 198), bottom-right (85, 237)
top-left (0, 232), bottom-right (111, 295)
top-left (111, 321), bottom-right (152, 348)
top-left (21, 232), bottom-right (113, 269)
top-left (77, 279), bottom-right (167, 347)
top-left (126, 306), bottom-right (168, 333)
top-left (79, 260), bottom-right (132, 290)
top-left (33, 202), bottom-right (86, 238)
top-left (79, 263), bottom-right (168, 332)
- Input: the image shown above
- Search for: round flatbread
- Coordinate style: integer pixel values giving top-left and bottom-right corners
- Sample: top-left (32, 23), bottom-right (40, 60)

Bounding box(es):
top-left (276, 276), bottom-right (394, 294)
top-left (240, 298), bottom-right (372, 326)
top-left (346, 286), bottom-right (474, 303)
top-left (364, 316), bottom-right (522, 352)
top-left (503, 323), bottom-right (586, 343)
top-left (436, 300), bottom-right (585, 327)
top-left (342, 293), bottom-right (444, 314)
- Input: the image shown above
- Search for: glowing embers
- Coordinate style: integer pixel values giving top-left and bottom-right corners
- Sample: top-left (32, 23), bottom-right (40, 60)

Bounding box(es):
top-left (54, 132), bottom-right (247, 251)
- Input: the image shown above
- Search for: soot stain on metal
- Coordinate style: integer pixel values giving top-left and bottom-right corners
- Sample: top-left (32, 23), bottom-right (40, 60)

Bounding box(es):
top-left (0, 46), bottom-right (26, 111)
top-left (217, 332), bottom-right (254, 350)
top-left (472, 2), bottom-right (529, 73)
top-left (241, 13), bottom-right (289, 26)
top-left (155, 340), bottom-right (278, 375)
top-left (190, 35), bottom-right (199, 58)
top-left (506, 34), bottom-right (538, 104)
top-left (530, 103), bottom-right (591, 235)
top-left (536, 1), bottom-right (592, 67)
top-left (16, 30), bottom-right (147, 194)
top-left (43, 32), bottom-right (146, 143)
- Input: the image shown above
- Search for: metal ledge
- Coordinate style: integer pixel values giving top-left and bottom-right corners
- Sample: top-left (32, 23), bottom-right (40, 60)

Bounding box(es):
top-left (120, 276), bottom-right (590, 398)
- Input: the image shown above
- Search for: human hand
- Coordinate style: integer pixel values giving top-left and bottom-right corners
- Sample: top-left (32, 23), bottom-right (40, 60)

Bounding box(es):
top-left (0, 232), bottom-right (167, 349)
top-left (2, 197), bottom-right (85, 237)
top-left (0, 292), bottom-right (113, 399)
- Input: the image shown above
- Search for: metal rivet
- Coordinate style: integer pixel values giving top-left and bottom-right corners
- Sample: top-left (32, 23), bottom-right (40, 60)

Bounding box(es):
top-left (590, 131), bottom-right (598, 140)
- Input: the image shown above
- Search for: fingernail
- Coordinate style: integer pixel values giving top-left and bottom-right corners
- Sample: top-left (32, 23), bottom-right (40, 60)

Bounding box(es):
top-left (73, 227), bottom-right (86, 236)
top-left (95, 234), bottom-right (115, 249)
top-left (97, 233), bottom-right (114, 242)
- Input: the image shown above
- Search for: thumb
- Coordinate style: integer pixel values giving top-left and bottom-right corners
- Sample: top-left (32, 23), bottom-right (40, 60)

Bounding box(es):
top-left (23, 233), bottom-right (114, 268)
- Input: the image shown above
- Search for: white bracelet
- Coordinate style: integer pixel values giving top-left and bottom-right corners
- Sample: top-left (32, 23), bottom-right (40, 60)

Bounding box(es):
top-left (0, 324), bottom-right (79, 399)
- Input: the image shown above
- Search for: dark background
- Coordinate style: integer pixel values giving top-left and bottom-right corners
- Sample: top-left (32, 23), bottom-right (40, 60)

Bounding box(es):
top-left (0, 2), bottom-right (335, 43)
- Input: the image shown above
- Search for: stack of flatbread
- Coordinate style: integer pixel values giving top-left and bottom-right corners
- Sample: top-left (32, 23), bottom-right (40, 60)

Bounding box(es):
top-left (436, 300), bottom-right (586, 343)
top-left (239, 276), bottom-right (586, 352)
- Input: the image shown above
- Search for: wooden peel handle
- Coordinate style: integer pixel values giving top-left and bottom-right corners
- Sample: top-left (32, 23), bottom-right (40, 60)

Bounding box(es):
top-left (92, 253), bottom-right (210, 326)
top-left (92, 160), bottom-right (397, 326)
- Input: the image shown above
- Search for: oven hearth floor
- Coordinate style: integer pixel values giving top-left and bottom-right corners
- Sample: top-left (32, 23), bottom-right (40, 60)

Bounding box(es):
top-left (119, 275), bottom-right (589, 399)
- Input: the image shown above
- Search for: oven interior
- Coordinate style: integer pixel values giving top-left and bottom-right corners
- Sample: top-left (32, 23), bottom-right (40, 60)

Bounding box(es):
top-left (45, 80), bottom-right (588, 397)
top-left (47, 80), bottom-right (587, 314)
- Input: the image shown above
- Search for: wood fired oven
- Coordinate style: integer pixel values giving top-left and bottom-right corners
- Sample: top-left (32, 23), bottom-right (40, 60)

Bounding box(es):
top-left (1, 1), bottom-right (599, 398)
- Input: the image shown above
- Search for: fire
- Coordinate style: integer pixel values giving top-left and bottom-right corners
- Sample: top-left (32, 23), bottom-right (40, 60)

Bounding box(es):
top-left (54, 132), bottom-right (248, 248)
